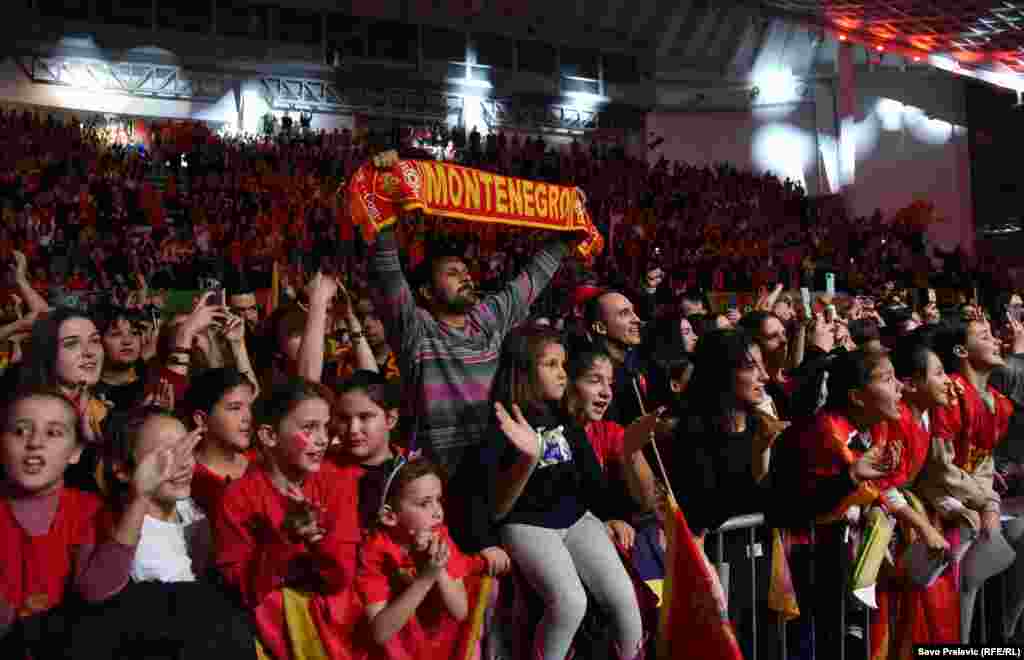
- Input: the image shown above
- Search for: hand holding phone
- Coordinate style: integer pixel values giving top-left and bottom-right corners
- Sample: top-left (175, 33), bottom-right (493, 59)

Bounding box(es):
top-left (206, 288), bottom-right (225, 307)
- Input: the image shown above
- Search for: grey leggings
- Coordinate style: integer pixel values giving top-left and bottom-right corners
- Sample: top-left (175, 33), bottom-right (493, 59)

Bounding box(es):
top-left (500, 512), bottom-right (644, 660)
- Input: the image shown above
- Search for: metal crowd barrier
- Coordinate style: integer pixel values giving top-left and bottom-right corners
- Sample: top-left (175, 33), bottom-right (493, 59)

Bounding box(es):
top-left (706, 513), bottom-right (1020, 660)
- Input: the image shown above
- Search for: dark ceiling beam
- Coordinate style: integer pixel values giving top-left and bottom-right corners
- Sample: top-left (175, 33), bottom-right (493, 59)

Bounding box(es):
top-left (626, 0), bottom-right (664, 44)
top-left (599, 0), bottom-right (627, 30)
top-left (705, 4), bottom-right (752, 61)
top-left (656, 0), bottom-right (696, 58)
top-left (682, 3), bottom-right (723, 60)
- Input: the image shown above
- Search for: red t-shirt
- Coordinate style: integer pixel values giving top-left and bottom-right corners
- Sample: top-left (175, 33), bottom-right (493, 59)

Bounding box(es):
top-left (355, 525), bottom-right (471, 660)
top-left (0, 488), bottom-right (101, 619)
top-left (190, 462), bottom-right (232, 520)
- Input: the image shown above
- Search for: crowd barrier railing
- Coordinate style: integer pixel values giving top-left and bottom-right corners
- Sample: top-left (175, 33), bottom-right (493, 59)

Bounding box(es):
top-left (706, 513), bottom-right (1019, 660)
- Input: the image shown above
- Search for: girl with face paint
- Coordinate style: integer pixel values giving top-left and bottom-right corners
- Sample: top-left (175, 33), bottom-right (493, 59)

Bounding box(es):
top-left (214, 380), bottom-right (365, 660)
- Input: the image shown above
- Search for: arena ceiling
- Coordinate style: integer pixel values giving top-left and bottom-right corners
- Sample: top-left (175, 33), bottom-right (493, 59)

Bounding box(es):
top-left (296, 1), bottom-right (1024, 87)
top-left (756, 1), bottom-right (1024, 72)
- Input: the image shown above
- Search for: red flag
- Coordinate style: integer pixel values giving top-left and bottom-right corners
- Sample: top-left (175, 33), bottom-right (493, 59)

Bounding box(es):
top-left (658, 499), bottom-right (744, 660)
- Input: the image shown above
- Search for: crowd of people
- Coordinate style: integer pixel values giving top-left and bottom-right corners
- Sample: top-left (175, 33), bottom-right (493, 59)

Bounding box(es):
top-left (0, 109), bottom-right (1023, 660)
top-left (0, 107), bottom-right (1001, 316)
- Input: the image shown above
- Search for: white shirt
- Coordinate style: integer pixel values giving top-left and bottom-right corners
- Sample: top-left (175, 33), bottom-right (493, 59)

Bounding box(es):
top-left (130, 499), bottom-right (211, 583)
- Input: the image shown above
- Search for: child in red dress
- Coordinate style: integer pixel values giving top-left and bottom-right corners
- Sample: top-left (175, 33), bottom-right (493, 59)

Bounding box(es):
top-left (356, 456), bottom-right (470, 660)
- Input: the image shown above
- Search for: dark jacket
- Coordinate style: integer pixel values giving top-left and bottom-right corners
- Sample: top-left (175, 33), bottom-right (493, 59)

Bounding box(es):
top-left (667, 413), bottom-right (766, 535)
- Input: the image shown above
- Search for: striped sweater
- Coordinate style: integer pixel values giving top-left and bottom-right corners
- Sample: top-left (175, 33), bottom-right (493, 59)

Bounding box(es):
top-left (370, 228), bottom-right (567, 474)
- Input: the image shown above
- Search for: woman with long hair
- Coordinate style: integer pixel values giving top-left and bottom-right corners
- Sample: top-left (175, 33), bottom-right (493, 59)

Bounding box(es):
top-left (17, 308), bottom-right (107, 492)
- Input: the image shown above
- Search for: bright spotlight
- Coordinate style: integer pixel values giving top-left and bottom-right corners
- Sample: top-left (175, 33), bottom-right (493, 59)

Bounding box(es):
top-left (875, 98), bottom-right (904, 132)
top-left (562, 91), bottom-right (609, 109)
top-left (751, 123), bottom-right (813, 191)
top-left (750, 68), bottom-right (800, 106)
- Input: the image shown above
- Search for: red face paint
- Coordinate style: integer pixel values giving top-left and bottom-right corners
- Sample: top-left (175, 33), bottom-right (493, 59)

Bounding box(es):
top-left (289, 430), bottom-right (312, 453)
top-left (281, 430), bottom-right (325, 475)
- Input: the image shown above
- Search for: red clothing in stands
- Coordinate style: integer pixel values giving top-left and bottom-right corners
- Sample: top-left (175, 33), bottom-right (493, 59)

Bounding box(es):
top-left (787, 412), bottom-right (881, 522)
top-left (190, 462), bottom-right (233, 520)
top-left (871, 404), bottom-right (961, 654)
top-left (214, 461), bottom-right (363, 660)
top-left (1, 486), bottom-right (135, 633)
top-left (355, 525), bottom-right (471, 660)
top-left (585, 420), bottom-right (626, 472)
top-left (0, 488), bottom-right (100, 621)
top-left (875, 403), bottom-right (932, 491)
top-left (932, 373), bottom-right (1012, 474)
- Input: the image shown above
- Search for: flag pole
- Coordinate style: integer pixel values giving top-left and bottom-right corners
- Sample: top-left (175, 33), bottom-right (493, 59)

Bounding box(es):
top-left (632, 378), bottom-right (677, 506)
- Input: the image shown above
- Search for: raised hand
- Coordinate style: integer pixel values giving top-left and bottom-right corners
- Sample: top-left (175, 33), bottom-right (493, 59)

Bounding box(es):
top-left (71, 387), bottom-right (100, 445)
top-left (305, 272), bottom-right (339, 307)
top-left (190, 291), bottom-right (228, 330)
top-left (132, 426), bottom-right (201, 498)
top-left (809, 314), bottom-right (836, 353)
top-left (623, 407), bottom-right (668, 454)
top-left (495, 402), bottom-right (540, 460)
top-left (336, 279), bottom-right (353, 314)
top-left (222, 314), bottom-right (246, 345)
top-left (11, 250), bottom-right (27, 282)
top-left (143, 378), bottom-right (175, 411)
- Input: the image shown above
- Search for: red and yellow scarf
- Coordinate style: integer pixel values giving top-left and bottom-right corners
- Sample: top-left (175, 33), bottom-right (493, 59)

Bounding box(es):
top-left (348, 158), bottom-right (604, 260)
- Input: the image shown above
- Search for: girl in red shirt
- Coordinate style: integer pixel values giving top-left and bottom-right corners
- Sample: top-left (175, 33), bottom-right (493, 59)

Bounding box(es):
top-left (356, 456), bottom-right (470, 660)
top-left (565, 349), bottom-right (663, 550)
top-left (214, 380), bottom-right (363, 660)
